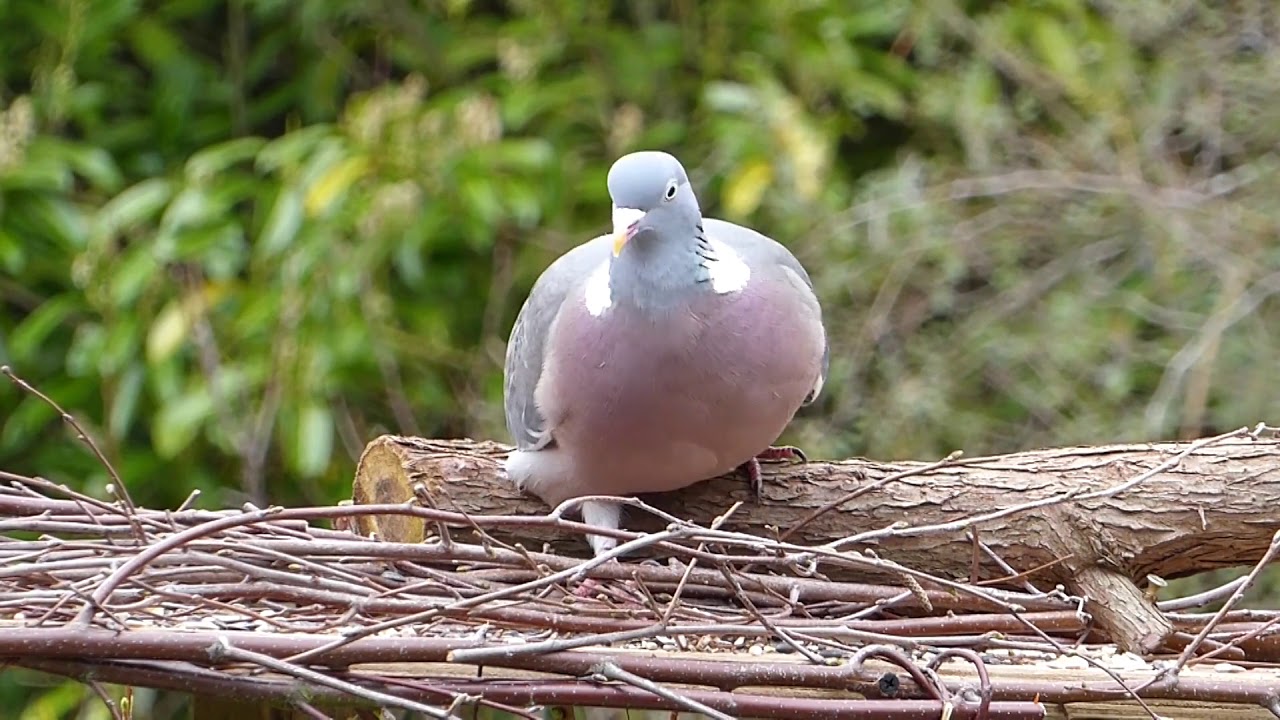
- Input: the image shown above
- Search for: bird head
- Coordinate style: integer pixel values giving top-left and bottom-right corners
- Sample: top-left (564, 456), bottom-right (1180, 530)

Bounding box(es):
top-left (606, 151), bottom-right (701, 257)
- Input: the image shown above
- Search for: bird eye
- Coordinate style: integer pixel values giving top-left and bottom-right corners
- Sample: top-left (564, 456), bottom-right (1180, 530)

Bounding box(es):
top-left (664, 181), bottom-right (678, 201)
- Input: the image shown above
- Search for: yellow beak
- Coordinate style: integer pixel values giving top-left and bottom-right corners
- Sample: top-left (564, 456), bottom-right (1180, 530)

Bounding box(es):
top-left (610, 206), bottom-right (645, 258)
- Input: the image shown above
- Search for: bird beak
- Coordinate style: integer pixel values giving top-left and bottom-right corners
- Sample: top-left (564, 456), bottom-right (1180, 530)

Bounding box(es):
top-left (611, 206), bottom-right (645, 257)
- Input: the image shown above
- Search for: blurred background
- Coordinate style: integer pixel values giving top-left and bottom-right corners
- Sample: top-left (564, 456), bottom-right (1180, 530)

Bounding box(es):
top-left (2, 1), bottom-right (1280, 717)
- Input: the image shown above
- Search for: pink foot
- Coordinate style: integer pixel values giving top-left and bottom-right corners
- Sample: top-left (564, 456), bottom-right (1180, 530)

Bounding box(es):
top-left (737, 445), bottom-right (809, 499)
top-left (571, 577), bottom-right (649, 607)
top-left (574, 578), bottom-right (603, 598)
top-left (755, 445), bottom-right (808, 462)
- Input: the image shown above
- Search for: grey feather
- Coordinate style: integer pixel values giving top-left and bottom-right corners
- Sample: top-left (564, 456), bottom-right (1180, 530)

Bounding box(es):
top-left (502, 235), bottom-right (613, 450)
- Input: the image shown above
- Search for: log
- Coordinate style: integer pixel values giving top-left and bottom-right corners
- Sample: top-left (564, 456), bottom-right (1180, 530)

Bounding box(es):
top-left (351, 432), bottom-right (1280, 655)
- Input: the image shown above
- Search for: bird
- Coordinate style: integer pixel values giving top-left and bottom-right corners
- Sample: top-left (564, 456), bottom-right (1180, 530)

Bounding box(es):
top-left (502, 150), bottom-right (828, 556)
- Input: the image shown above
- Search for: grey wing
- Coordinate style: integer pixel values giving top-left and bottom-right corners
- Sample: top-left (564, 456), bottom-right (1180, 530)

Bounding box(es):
top-left (706, 218), bottom-right (829, 405)
top-left (503, 235), bottom-right (613, 450)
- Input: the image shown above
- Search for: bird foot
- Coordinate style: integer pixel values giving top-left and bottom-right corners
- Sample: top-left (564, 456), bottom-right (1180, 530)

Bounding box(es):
top-left (574, 577), bottom-right (603, 598)
top-left (737, 445), bottom-right (809, 500)
top-left (755, 445), bottom-right (808, 463)
top-left (571, 577), bottom-right (649, 606)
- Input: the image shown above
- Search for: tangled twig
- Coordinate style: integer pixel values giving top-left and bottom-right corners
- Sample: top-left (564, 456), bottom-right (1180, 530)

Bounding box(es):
top-left (4, 368), bottom-right (1280, 718)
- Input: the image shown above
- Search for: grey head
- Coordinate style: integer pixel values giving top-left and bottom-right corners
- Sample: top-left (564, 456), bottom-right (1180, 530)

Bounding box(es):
top-left (605, 151), bottom-right (708, 308)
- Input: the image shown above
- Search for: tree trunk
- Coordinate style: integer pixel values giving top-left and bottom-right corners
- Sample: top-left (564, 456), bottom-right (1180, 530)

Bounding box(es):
top-left (351, 432), bottom-right (1280, 654)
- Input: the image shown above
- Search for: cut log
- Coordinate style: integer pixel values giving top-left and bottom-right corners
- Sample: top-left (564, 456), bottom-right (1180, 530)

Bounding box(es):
top-left (351, 432), bottom-right (1280, 654)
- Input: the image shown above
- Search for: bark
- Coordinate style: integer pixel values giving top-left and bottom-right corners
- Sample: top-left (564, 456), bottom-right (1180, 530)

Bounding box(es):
top-left (351, 433), bottom-right (1280, 654)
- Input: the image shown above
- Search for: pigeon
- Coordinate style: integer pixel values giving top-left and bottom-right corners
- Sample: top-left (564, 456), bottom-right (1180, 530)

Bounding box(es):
top-left (502, 150), bottom-right (828, 555)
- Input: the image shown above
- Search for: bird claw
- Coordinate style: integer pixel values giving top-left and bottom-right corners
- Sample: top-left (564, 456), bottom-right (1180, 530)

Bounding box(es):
top-left (738, 445), bottom-right (809, 500)
top-left (572, 577), bottom-right (649, 607)
top-left (740, 457), bottom-right (765, 500)
top-left (574, 577), bottom-right (603, 598)
top-left (756, 445), bottom-right (808, 463)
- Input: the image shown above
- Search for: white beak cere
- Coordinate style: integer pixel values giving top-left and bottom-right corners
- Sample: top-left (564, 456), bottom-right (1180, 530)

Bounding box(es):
top-left (611, 205), bottom-right (646, 257)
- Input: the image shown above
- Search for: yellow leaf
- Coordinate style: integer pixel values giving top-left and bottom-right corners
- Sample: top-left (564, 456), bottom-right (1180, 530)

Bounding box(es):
top-left (200, 280), bottom-right (230, 307)
top-left (146, 300), bottom-right (189, 364)
top-left (721, 160), bottom-right (774, 219)
top-left (304, 155), bottom-right (369, 217)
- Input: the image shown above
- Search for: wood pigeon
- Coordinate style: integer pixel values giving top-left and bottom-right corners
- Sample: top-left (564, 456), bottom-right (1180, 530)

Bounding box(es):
top-left (502, 150), bottom-right (828, 555)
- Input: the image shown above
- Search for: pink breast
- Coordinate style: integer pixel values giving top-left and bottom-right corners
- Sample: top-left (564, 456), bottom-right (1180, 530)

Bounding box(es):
top-left (542, 280), bottom-right (822, 496)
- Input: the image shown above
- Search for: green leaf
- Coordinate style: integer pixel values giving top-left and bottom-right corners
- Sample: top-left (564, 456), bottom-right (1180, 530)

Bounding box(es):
top-left (1029, 17), bottom-right (1083, 93)
top-left (128, 17), bottom-right (187, 68)
top-left (459, 175), bottom-right (503, 228)
top-left (304, 154), bottom-right (368, 216)
top-left (0, 148), bottom-right (70, 192)
top-left (292, 401), bottom-right (333, 478)
top-left (21, 195), bottom-right (88, 249)
top-left (186, 136), bottom-right (268, 182)
top-left (0, 228), bottom-right (21, 275)
top-left (97, 178), bottom-right (173, 238)
top-left (108, 363), bottom-right (145, 440)
top-left (100, 315), bottom-right (141, 376)
top-left (152, 389), bottom-right (213, 459)
top-left (108, 248), bottom-right (160, 309)
top-left (159, 185), bottom-right (221, 238)
top-left (66, 323), bottom-right (106, 378)
top-left (256, 125), bottom-right (335, 173)
top-left (258, 188), bottom-right (304, 257)
top-left (492, 138), bottom-right (555, 170)
top-left (175, 223), bottom-right (249, 279)
top-left (9, 295), bottom-right (78, 362)
top-left (17, 670), bottom-right (89, 720)
top-left (47, 138), bottom-right (125, 192)
top-left (146, 299), bottom-right (190, 364)
top-left (704, 82), bottom-right (759, 114)
top-left (0, 395), bottom-right (56, 454)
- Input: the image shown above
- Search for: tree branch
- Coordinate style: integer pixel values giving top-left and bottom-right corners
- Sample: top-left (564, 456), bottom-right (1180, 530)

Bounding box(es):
top-left (352, 431), bottom-right (1280, 655)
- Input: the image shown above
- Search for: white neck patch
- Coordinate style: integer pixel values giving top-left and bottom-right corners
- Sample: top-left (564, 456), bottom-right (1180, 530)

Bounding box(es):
top-left (583, 261), bottom-right (612, 317)
top-left (702, 237), bottom-right (751, 294)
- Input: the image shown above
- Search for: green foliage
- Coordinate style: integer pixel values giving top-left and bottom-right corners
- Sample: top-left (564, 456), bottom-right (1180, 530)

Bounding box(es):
top-left (4, 0), bottom-right (1280, 715)
top-left (0, 0), bottom-right (922, 510)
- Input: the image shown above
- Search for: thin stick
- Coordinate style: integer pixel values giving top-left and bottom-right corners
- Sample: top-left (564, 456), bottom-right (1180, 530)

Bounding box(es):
top-left (782, 451), bottom-right (964, 540)
top-left (1, 366), bottom-right (145, 542)
top-left (1172, 529), bottom-right (1280, 674)
top-left (590, 660), bottom-right (735, 720)
top-left (77, 506), bottom-right (285, 625)
top-left (213, 638), bottom-right (460, 719)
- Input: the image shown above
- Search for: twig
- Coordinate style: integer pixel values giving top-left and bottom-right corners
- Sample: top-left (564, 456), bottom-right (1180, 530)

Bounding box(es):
top-left (76, 506), bottom-right (285, 625)
top-left (1157, 576), bottom-right (1247, 612)
top-left (927, 648), bottom-right (992, 719)
top-left (1171, 529), bottom-right (1280, 674)
top-left (830, 488), bottom-right (1085, 549)
top-left (833, 427), bottom-right (1248, 551)
top-left (847, 644), bottom-right (946, 701)
top-left (212, 637), bottom-right (461, 719)
top-left (1075, 427), bottom-right (1250, 501)
top-left (3, 423), bottom-right (1280, 717)
top-left (1, 366), bottom-right (145, 542)
top-left (447, 624), bottom-right (667, 664)
top-left (87, 680), bottom-right (126, 720)
top-left (589, 660), bottom-right (735, 720)
top-left (295, 702), bottom-right (334, 720)
top-left (782, 451), bottom-right (964, 541)
top-left (282, 526), bottom-right (687, 665)
top-left (715, 562), bottom-right (827, 664)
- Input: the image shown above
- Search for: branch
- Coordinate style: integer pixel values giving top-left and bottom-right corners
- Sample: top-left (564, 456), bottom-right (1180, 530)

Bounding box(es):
top-left (352, 431), bottom-right (1280, 655)
top-left (5, 427), bottom-right (1280, 718)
